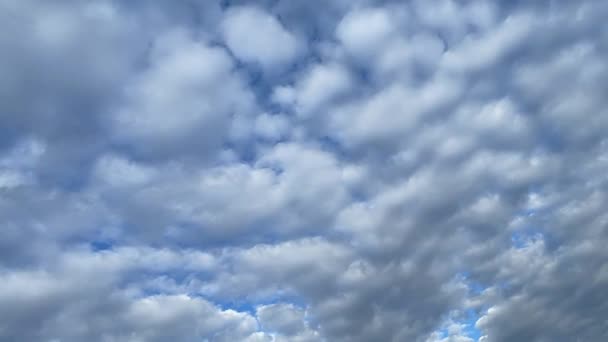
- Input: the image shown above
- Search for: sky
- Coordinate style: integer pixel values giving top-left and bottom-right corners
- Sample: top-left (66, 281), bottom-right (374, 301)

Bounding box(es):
top-left (1, 0), bottom-right (607, 341)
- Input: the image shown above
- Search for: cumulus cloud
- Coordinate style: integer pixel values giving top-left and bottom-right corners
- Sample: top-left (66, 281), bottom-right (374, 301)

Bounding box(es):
top-left (111, 29), bottom-right (256, 159)
top-left (2, 0), bottom-right (608, 341)
top-left (221, 6), bottom-right (303, 70)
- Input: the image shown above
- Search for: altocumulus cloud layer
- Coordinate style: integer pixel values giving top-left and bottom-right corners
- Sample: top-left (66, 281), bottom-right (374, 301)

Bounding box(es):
top-left (1, 0), bottom-right (607, 341)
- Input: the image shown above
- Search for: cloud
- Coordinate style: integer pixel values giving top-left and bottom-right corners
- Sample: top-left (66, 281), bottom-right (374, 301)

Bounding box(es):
top-left (336, 6), bottom-right (398, 62)
top-left (256, 303), bottom-right (320, 341)
top-left (1, 0), bottom-right (608, 341)
top-left (221, 6), bottom-right (303, 70)
top-left (111, 28), bottom-right (256, 160)
top-left (292, 62), bottom-right (353, 117)
top-left (0, 246), bottom-right (265, 342)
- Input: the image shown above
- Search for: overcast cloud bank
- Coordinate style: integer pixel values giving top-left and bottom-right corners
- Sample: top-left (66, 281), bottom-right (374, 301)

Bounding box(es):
top-left (1, 0), bottom-right (607, 341)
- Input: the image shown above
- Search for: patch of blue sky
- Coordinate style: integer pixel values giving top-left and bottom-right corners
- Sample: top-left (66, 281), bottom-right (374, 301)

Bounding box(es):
top-left (434, 310), bottom-right (482, 342)
top-left (457, 271), bottom-right (487, 295)
top-left (442, 272), bottom-right (488, 341)
top-left (462, 308), bottom-right (483, 341)
top-left (510, 230), bottom-right (545, 249)
top-left (217, 293), bottom-right (308, 316)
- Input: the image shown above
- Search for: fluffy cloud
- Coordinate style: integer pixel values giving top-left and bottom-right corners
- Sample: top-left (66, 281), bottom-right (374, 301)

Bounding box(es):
top-left (221, 6), bottom-right (303, 70)
top-left (0, 247), bottom-right (264, 342)
top-left (2, 0), bottom-right (608, 341)
top-left (111, 29), bottom-right (256, 159)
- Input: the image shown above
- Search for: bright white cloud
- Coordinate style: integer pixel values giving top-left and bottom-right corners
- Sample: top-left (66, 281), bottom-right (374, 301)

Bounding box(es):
top-left (222, 6), bottom-right (302, 70)
top-left (112, 29), bottom-right (255, 158)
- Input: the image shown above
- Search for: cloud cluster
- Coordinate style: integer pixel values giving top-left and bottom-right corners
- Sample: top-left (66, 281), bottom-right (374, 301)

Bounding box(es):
top-left (1, 0), bottom-right (607, 341)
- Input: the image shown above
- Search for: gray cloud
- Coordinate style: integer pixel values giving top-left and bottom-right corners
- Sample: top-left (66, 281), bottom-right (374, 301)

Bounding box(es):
top-left (1, 0), bottom-right (607, 341)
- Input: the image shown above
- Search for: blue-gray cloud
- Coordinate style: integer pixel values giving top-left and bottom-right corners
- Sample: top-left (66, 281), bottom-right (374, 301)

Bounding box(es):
top-left (1, 1), bottom-right (607, 341)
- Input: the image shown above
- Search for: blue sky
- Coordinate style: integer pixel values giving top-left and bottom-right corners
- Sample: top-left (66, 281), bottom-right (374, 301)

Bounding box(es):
top-left (1, 0), bottom-right (608, 341)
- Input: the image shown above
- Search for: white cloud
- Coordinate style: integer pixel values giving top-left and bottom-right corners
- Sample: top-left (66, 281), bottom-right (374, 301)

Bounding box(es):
top-left (254, 113), bottom-right (291, 141)
top-left (293, 62), bottom-right (353, 116)
top-left (222, 6), bottom-right (302, 70)
top-left (112, 29), bottom-right (255, 158)
top-left (336, 7), bottom-right (397, 62)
